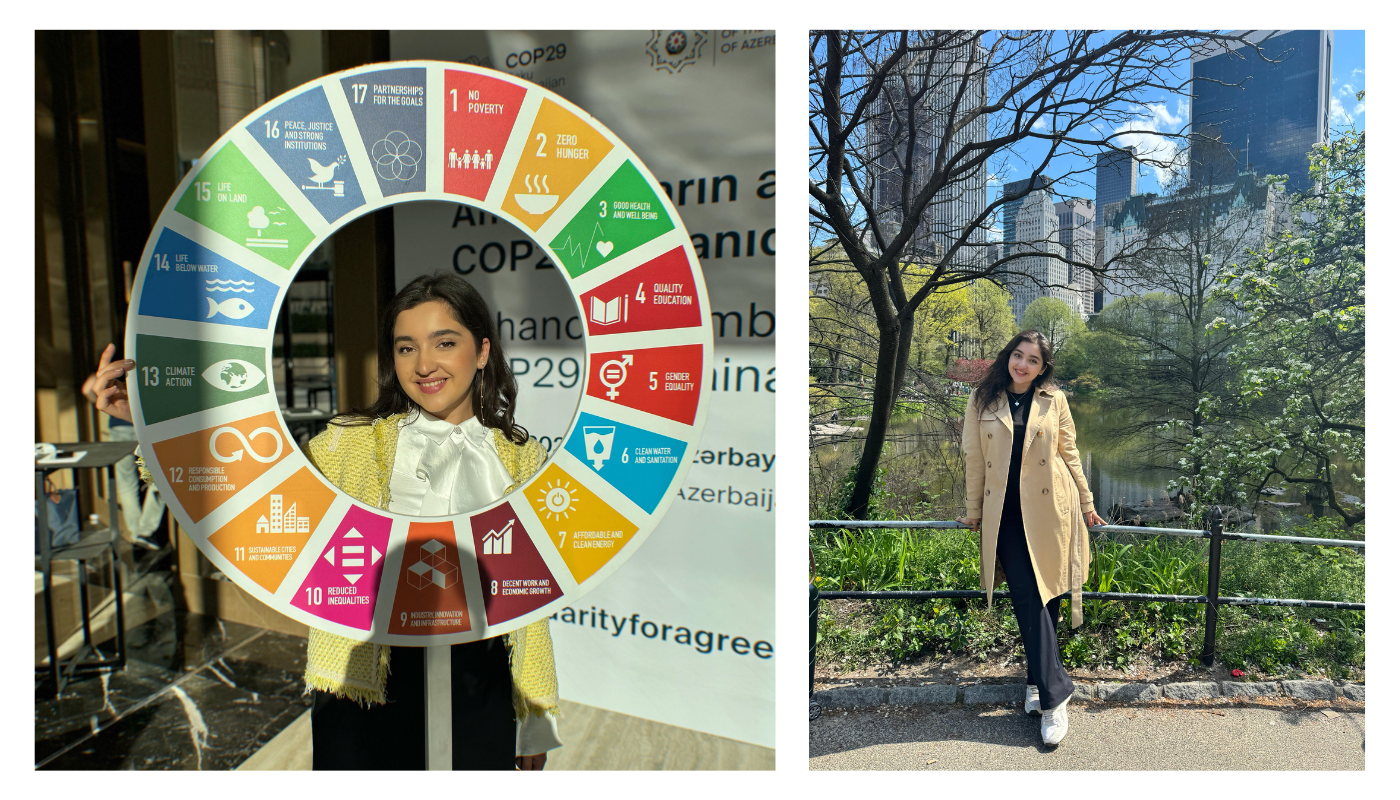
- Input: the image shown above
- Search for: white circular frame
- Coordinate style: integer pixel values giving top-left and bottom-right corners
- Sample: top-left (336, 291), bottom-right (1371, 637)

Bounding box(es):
top-left (126, 61), bottom-right (713, 645)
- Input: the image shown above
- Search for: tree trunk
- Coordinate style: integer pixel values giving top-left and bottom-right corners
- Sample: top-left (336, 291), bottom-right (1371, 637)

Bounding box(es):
top-left (844, 312), bottom-right (916, 519)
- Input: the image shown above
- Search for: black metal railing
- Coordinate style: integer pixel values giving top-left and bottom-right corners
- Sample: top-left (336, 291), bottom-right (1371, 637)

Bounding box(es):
top-left (808, 507), bottom-right (1365, 697)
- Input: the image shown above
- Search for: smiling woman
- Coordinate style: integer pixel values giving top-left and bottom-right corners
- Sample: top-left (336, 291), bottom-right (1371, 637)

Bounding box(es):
top-left (957, 329), bottom-right (1105, 747)
top-left (300, 272), bottom-right (554, 770)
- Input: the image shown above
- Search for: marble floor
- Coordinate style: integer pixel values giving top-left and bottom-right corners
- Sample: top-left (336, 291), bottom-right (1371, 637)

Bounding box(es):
top-left (35, 548), bottom-right (312, 771)
top-left (35, 550), bottom-right (774, 771)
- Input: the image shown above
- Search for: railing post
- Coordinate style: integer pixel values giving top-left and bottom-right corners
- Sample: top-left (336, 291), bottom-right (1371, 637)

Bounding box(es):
top-left (809, 579), bottom-right (819, 700)
top-left (1201, 506), bottom-right (1224, 667)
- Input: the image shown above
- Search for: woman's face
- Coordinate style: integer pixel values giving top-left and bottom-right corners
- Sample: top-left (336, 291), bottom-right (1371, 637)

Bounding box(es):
top-left (1007, 339), bottom-right (1045, 390)
top-left (392, 300), bottom-right (489, 426)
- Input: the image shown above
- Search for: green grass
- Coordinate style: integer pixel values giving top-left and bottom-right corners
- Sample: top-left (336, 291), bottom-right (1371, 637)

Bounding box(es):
top-left (812, 517), bottom-right (1364, 679)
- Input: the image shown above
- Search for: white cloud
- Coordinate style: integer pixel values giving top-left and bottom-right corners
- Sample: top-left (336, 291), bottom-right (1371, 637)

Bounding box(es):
top-left (1330, 96), bottom-right (1353, 124)
top-left (1331, 84), bottom-right (1365, 124)
top-left (1108, 98), bottom-right (1190, 186)
top-left (1351, 67), bottom-right (1365, 78)
top-left (1032, 117), bottom-right (1048, 131)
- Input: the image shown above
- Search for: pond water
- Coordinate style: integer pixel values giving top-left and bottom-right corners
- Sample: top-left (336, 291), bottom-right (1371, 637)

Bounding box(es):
top-left (810, 394), bottom-right (1363, 525)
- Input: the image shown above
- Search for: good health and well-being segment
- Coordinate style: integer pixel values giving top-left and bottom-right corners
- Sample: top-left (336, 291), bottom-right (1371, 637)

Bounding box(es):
top-left (549, 160), bottom-right (675, 279)
top-left (128, 61), bottom-right (711, 646)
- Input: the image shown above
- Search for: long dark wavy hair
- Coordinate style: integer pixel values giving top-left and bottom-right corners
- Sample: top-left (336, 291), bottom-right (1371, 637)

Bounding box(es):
top-left (338, 273), bottom-right (528, 444)
top-left (972, 329), bottom-right (1059, 413)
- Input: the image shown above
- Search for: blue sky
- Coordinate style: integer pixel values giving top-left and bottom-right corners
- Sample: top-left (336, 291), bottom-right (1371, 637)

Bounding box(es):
top-left (982, 30), bottom-right (1365, 237)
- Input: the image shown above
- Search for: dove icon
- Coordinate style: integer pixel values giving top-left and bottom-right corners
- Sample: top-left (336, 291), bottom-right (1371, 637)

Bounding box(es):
top-left (307, 157), bottom-right (339, 187)
top-left (303, 156), bottom-right (347, 196)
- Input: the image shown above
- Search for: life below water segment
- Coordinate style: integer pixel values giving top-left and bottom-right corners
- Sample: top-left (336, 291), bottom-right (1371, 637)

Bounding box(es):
top-left (138, 228), bottom-right (280, 330)
top-left (128, 61), bottom-right (712, 645)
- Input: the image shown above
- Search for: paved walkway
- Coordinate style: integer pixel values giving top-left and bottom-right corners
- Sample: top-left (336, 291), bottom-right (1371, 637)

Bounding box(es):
top-left (810, 704), bottom-right (1364, 770)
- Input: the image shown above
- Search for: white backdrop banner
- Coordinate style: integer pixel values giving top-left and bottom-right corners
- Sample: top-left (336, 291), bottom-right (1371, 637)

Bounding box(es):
top-left (389, 30), bottom-right (775, 747)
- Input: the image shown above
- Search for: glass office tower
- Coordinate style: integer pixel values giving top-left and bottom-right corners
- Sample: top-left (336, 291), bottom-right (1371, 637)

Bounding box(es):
top-left (1094, 147), bottom-right (1137, 229)
top-left (1190, 30), bottom-right (1332, 196)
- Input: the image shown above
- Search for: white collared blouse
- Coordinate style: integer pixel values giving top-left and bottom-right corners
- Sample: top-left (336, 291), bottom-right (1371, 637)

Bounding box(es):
top-left (386, 410), bottom-right (561, 757)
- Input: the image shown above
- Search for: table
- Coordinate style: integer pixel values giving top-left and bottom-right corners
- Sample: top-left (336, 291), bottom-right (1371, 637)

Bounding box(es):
top-left (35, 440), bottom-right (137, 697)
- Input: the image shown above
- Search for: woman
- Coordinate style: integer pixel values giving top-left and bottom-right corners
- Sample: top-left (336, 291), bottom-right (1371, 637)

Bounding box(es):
top-left (956, 330), bottom-right (1105, 747)
top-left (93, 273), bottom-right (558, 770)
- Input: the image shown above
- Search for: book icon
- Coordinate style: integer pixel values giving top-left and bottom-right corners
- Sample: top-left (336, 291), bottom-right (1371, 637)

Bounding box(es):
top-left (590, 295), bottom-right (628, 326)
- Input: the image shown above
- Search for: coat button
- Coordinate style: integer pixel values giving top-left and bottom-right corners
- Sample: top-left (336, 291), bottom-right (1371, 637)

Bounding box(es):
top-left (1042, 488), bottom-right (1049, 494)
top-left (1040, 459), bottom-right (1046, 465)
top-left (987, 433), bottom-right (992, 439)
top-left (1037, 431), bottom-right (1043, 437)
top-left (987, 462), bottom-right (992, 468)
top-left (985, 489), bottom-right (991, 496)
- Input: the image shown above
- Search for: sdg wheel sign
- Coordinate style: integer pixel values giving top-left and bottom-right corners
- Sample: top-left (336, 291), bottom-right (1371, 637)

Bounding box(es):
top-left (127, 62), bottom-right (712, 645)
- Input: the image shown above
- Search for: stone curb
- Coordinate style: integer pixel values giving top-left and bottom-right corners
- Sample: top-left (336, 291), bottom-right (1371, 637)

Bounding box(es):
top-left (813, 681), bottom-right (1364, 710)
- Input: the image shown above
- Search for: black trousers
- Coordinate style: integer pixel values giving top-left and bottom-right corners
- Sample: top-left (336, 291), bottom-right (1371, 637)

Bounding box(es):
top-left (997, 510), bottom-right (1074, 711)
top-left (310, 637), bottom-right (516, 770)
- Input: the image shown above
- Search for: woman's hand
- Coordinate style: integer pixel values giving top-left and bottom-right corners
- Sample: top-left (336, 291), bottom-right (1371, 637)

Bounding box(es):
top-left (956, 517), bottom-right (980, 532)
top-left (516, 753), bottom-right (547, 770)
top-left (93, 343), bottom-right (136, 423)
top-left (1085, 509), bottom-right (1106, 528)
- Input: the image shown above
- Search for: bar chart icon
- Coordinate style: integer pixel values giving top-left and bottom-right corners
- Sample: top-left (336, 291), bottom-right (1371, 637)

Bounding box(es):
top-left (482, 519), bottom-right (514, 555)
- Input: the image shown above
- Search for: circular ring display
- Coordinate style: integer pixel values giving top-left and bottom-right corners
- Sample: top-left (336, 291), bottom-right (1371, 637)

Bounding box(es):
top-left (126, 61), bottom-right (713, 645)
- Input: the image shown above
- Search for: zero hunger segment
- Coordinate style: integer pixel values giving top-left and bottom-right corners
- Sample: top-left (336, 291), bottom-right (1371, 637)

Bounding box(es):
top-left (125, 60), bottom-right (713, 647)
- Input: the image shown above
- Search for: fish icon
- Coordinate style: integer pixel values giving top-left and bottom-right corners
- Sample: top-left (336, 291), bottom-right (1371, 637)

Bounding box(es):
top-left (207, 296), bottom-right (256, 320)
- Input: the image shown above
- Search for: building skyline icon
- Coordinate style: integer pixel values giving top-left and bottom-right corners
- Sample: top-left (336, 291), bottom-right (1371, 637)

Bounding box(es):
top-left (255, 493), bottom-right (310, 534)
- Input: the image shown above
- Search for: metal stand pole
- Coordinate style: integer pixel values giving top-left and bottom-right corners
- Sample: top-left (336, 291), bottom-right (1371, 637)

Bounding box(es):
top-left (1201, 507), bottom-right (1224, 667)
top-left (425, 645), bottom-right (452, 770)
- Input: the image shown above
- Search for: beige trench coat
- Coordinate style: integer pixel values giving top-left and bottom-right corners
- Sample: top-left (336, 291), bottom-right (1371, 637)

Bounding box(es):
top-left (962, 386), bottom-right (1095, 627)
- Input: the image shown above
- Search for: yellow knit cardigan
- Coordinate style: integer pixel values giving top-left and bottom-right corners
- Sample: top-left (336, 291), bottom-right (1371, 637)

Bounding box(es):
top-left (297, 412), bottom-right (559, 722)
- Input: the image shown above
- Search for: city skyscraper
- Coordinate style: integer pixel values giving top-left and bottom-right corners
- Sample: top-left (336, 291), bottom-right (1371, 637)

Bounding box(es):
top-left (1190, 30), bottom-right (1332, 196)
top-left (1005, 188), bottom-right (1072, 323)
top-left (868, 33), bottom-right (990, 270)
top-left (1000, 175), bottom-right (1053, 252)
top-left (1094, 147), bottom-right (1138, 229)
top-left (1055, 197), bottom-right (1095, 318)
top-left (1094, 147), bottom-right (1138, 313)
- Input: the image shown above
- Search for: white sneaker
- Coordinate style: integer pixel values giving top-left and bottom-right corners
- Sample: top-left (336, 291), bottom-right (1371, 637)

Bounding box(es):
top-left (1041, 695), bottom-right (1070, 746)
top-left (1024, 685), bottom-right (1041, 715)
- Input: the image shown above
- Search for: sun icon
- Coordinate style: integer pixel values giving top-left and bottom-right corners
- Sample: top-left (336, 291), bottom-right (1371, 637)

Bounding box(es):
top-left (537, 479), bottom-right (577, 521)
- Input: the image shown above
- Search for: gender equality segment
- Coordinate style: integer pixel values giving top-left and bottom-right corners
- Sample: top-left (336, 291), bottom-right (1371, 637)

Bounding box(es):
top-left (124, 61), bottom-right (712, 647)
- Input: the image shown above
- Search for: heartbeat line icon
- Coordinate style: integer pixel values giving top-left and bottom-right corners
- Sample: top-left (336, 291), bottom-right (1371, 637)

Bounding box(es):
top-left (551, 221), bottom-right (604, 272)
